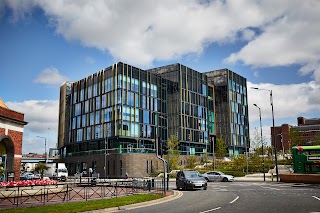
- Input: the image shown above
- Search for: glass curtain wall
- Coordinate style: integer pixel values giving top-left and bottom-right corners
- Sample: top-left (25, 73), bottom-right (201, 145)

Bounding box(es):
top-left (180, 65), bottom-right (208, 155)
top-left (67, 62), bottom-right (167, 155)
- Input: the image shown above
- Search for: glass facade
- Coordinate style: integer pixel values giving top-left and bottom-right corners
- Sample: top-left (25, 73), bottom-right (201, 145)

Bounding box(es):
top-left (65, 62), bottom-right (167, 155)
top-left (59, 63), bottom-right (248, 161)
top-left (205, 69), bottom-right (249, 156)
top-left (148, 64), bottom-right (209, 156)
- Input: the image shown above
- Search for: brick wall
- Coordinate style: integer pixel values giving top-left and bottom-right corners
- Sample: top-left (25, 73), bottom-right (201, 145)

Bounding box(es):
top-left (280, 173), bottom-right (320, 184)
top-left (0, 107), bottom-right (25, 122)
top-left (8, 130), bottom-right (22, 155)
top-left (0, 106), bottom-right (26, 181)
top-left (0, 128), bottom-right (5, 136)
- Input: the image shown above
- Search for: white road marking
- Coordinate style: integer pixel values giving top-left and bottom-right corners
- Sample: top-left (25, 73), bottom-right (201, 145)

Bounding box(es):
top-left (312, 196), bottom-right (320, 201)
top-left (230, 196), bottom-right (239, 204)
top-left (260, 186), bottom-right (281, 191)
top-left (199, 207), bottom-right (221, 213)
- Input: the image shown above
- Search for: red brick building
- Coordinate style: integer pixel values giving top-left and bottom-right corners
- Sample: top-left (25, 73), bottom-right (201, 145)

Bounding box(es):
top-left (271, 117), bottom-right (320, 153)
top-left (0, 98), bottom-right (28, 181)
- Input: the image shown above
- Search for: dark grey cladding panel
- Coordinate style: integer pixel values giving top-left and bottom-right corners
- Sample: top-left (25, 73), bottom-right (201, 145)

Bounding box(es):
top-left (147, 64), bottom-right (179, 74)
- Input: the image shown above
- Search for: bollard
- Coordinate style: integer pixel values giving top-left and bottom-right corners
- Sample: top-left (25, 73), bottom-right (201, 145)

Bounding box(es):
top-left (147, 180), bottom-right (151, 191)
top-left (91, 177), bottom-right (97, 186)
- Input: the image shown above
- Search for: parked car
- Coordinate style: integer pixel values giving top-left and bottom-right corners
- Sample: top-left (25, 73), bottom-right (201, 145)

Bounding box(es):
top-left (33, 174), bottom-right (42, 179)
top-left (20, 172), bottom-right (34, 180)
top-left (202, 171), bottom-right (234, 182)
top-left (176, 170), bottom-right (207, 190)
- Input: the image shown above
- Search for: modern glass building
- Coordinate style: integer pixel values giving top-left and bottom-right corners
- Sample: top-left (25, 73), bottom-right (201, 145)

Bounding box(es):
top-left (58, 63), bottom-right (248, 177)
top-left (148, 64), bottom-right (211, 155)
top-left (58, 62), bottom-right (168, 177)
top-left (205, 69), bottom-right (249, 156)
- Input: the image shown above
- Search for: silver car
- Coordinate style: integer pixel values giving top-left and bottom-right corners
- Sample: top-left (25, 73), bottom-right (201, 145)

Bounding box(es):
top-left (202, 171), bottom-right (234, 182)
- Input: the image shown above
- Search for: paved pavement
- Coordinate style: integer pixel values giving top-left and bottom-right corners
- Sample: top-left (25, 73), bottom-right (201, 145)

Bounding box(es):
top-left (234, 173), bottom-right (274, 182)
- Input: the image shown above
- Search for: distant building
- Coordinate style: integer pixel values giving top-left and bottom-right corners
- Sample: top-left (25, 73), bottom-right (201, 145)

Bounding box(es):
top-left (0, 98), bottom-right (28, 181)
top-left (271, 117), bottom-right (320, 152)
top-left (21, 153), bottom-right (56, 172)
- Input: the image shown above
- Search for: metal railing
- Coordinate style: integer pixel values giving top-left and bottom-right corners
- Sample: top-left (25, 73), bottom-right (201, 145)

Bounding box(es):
top-left (0, 179), bottom-right (164, 209)
top-left (67, 148), bottom-right (156, 157)
top-left (66, 148), bottom-right (213, 157)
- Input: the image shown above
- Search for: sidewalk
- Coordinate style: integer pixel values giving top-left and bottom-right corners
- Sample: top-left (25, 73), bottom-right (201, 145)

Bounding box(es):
top-left (234, 173), bottom-right (274, 182)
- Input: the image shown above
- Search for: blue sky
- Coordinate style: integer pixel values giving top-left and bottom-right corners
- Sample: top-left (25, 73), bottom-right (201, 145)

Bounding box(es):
top-left (1, 0), bottom-right (320, 154)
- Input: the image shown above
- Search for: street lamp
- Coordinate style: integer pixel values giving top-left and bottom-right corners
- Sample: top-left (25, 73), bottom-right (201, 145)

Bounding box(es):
top-left (37, 136), bottom-right (47, 164)
top-left (277, 133), bottom-right (285, 158)
top-left (253, 104), bottom-right (265, 181)
top-left (251, 87), bottom-right (279, 182)
top-left (104, 127), bottom-right (109, 179)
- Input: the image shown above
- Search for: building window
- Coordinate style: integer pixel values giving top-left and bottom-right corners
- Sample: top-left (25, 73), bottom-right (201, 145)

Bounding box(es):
top-left (76, 129), bottom-right (83, 142)
top-left (146, 160), bottom-right (149, 173)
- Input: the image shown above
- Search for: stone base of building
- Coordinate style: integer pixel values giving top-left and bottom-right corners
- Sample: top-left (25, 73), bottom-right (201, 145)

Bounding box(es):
top-left (65, 153), bottom-right (209, 178)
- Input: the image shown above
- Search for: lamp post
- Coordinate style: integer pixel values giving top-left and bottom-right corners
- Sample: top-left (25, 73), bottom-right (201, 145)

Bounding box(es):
top-left (104, 127), bottom-right (109, 179)
top-left (252, 87), bottom-right (279, 182)
top-left (253, 104), bottom-right (265, 181)
top-left (37, 136), bottom-right (47, 164)
top-left (277, 133), bottom-right (285, 158)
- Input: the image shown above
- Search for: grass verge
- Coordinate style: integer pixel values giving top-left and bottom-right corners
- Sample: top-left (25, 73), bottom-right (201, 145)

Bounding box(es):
top-left (0, 194), bottom-right (164, 213)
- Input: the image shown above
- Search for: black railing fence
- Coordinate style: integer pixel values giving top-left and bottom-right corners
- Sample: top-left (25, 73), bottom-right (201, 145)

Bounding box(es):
top-left (0, 179), bottom-right (164, 209)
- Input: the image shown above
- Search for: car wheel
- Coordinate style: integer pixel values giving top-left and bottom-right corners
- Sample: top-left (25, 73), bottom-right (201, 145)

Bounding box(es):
top-left (223, 177), bottom-right (228, 182)
top-left (203, 186), bottom-right (207, 190)
top-left (176, 184), bottom-right (180, 190)
top-left (183, 184), bottom-right (187, 191)
top-left (205, 177), bottom-right (209, 182)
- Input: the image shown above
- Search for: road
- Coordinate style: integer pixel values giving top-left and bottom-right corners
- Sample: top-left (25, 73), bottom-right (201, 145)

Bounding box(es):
top-left (118, 181), bottom-right (320, 213)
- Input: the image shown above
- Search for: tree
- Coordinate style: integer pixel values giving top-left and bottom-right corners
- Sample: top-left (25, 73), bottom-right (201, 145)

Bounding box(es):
top-left (35, 162), bottom-right (49, 179)
top-left (289, 128), bottom-right (304, 146)
top-left (186, 156), bottom-right (196, 169)
top-left (215, 135), bottom-right (227, 158)
top-left (0, 162), bottom-right (4, 180)
top-left (250, 127), bottom-right (267, 155)
top-left (166, 135), bottom-right (180, 170)
top-left (311, 134), bottom-right (320, 145)
top-left (250, 127), bottom-right (261, 150)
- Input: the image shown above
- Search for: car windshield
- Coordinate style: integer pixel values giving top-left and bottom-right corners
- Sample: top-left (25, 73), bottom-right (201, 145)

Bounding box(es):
top-left (58, 169), bottom-right (67, 173)
top-left (184, 171), bottom-right (201, 178)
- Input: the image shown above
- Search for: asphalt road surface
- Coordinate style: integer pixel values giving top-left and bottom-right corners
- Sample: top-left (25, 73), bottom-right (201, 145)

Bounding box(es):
top-left (118, 182), bottom-right (320, 213)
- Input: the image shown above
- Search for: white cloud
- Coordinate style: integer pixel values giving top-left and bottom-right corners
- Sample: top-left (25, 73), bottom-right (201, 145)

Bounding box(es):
top-left (248, 81), bottom-right (320, 123)
top-left (6, 100), bottom-right (59, 153)
top-left (248, 81), bottom-right (320, 147)
top-left (253, 70), bottom-right (259, 78)
top-left (241, 29), bottom-right (256, 41)
top-left (3, 0), bottom-right (296, 68)
top-left (4, 0), bottom-right (319, 81)
top-left (226, 1), bottom-right (320, 82)
top-left (5, 0), bottom-right (320, 81)
top-left (34, 66), bottom-right (69, 85)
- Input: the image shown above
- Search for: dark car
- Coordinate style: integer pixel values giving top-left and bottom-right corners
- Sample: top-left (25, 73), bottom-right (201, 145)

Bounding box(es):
top-left (176, 170), bottom-right (207, 190)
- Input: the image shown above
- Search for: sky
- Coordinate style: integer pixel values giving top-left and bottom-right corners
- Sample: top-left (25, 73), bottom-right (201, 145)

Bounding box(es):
top-left (1, 0), bottom-right (320, 154)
